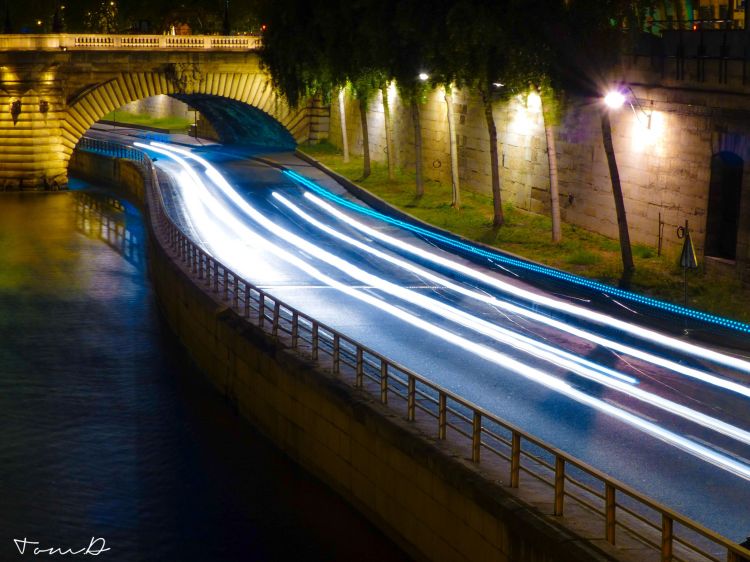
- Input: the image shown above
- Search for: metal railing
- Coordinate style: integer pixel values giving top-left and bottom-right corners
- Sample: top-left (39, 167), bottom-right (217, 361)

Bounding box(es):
top-left (0, 34), bottom-right (260, 52)
top-left (80, 136), bottom-right (750, 562)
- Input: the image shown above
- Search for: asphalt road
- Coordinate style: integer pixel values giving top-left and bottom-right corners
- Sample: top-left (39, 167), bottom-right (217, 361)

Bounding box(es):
top-left (89, 129), bottom-right (750, 543)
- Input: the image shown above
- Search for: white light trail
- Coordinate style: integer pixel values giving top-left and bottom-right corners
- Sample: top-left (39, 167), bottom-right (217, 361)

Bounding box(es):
top-left (145, 141), bottom-right (750, 480)
top-left (270, 192), bottom-right (750, 446)
top-left (303, 193), bottom-right (750, 393)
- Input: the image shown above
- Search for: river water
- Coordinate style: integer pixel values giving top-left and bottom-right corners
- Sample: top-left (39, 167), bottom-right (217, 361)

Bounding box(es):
top-left (0, 181), bottom-right (408, 561)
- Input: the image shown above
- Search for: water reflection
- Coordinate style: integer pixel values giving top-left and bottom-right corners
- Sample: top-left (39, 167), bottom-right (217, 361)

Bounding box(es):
top-left (74, 191), bottom-right (144, 268)
top-left (0, 180), bottom-right (407, 562)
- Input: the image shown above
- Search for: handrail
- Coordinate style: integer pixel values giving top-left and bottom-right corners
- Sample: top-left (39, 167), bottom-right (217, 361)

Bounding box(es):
top-left (0, 33), bottom-right (260, 51)
top-left (79, 136), bottom-right (750, 562)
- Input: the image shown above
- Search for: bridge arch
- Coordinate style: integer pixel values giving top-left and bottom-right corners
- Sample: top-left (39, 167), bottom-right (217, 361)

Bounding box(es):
top-left (63, 70), bottom-right (310, 166)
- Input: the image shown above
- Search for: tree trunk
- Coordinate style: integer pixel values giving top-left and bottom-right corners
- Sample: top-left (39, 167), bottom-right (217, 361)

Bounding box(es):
top-left (541, 96), bottom-right (562, 242)
top-left (482, 90), bottom-right (503, 227)
top-left (359, 96), bottom-right (371, 179)
top-left (671, 0), bottom-right (685, 28)
top-left (445, 89), bottom-right (460, 209)
top-left (411, 98), bottom-right (424, 197)
top-left (600, 110), bottom-right (635, 282)
top-left (338, 88), bottom-right (349, 163)
top-left (381, 85), bottom-right (395, 181)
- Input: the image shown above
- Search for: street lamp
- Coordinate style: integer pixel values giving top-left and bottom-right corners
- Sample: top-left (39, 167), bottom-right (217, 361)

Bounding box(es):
top-left (604, 87), bottom-right (652, 131)
top-left (418, 72), bottom-right (429, 81)
top-left (604, 90), bottom-right (626, 109)
top-left (527, 91), bottom-right (542, 112)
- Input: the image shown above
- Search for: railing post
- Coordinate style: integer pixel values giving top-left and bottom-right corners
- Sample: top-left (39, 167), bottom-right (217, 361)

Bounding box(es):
top-left (312, 322), bottom-right (319, 360)
top-left (233, 275), bottom-right (239, 308)
top-left (223, 269), bottom-right (229, 301)
top-left (243, 283), bottom-right (250, 318)
top-left (332, 333), bottom-right (340, 373)
top-left (438, 392), bottom-right (447, 440)
top-left (355, 348), bottom-right (363, 387)
top-left (380, 360), bottom-right (388, 404)
top-left (197, 251), bottom-right (204, 280)
top-left (205, 257), bottom-right (212, 287)
top-left (554, 456), bottom-right (565, 516)
top-left (407, 375), bottom-right (416, 421)
top-left (471, 411), bottom-right (481, 463)
top-left (510, 431), bottom-right (521, 488)
top-left (605, 483), bottom-right (616, 545)
top-left (272, 301), bottom-right (280, 337)
top-left (291, 311), bottom-right (299, 347)
top-left (213, 260), bottom-right (219, 292)
top-left (258, 294), bottom-right (265, 329)
top-left (661, 514), bottom-right (673, 562)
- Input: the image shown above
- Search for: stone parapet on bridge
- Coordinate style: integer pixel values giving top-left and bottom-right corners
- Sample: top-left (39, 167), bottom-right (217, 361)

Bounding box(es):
top-left (0, 33), bottom-right (260, 52)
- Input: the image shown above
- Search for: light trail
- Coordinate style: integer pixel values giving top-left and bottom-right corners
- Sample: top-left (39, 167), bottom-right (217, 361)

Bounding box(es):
top-left (302, 192), bottom-right (750, 398)
top-left (270, 192), bottom-right (750, 446)
top-left (143, 141), bottom-right (750, 480)
top-left (272, 191), bottom-right (637, 384)
top-left (287, 172), bottom-right (750, 375)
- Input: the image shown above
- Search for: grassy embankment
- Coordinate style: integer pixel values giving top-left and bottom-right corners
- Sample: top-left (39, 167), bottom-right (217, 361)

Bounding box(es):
top-left (101, 110), bottom-right (192, 133)
top-left (300, 142), bottom-right (750, 324)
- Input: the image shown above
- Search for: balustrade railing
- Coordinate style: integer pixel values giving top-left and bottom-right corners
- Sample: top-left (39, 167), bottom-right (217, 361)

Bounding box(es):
top-left (79, 136), bottom-right (750, 562)
top-left (0, 34), bottom-right (260, 51)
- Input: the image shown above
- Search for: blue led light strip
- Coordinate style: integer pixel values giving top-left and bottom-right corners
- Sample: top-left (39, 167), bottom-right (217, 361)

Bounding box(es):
top-left (283, 168), bottom-right (750, 335)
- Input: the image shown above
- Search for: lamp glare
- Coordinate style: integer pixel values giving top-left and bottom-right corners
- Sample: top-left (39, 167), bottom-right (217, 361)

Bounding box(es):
top-left (604, 91), bottom-right (626, 109)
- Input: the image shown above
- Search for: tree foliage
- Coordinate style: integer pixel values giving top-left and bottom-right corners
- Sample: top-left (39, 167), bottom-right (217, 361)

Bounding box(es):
top-left (2, 0), bottom-right (257, 34)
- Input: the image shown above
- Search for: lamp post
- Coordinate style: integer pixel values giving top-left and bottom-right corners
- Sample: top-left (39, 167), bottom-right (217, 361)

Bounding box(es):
top-left (602, 87), bottom-right (635, 283)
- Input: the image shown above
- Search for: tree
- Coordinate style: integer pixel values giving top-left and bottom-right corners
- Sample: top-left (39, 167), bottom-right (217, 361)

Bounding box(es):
top-left (550, 0), bottom-right (649, 283)
top-left (52, 1), bottom-right (64, 33)
top-left (500, 0), bottom-right (566, 242)
top-left (395, 79), bottom-right (428, 197)
top-left (441, 0), bottom-right (515, 227)
top-left (539, 86), bottom-right (563, 243)
top-left (601, 107), bottom-right (635, 277)
top-left (338, 87), bottom-right (350, 163)
top-left (390, 0), bottom-right (442, 197)
top-left (381, 82), bottom-right (395, 181)
top-left (350, 73), bottom-right (380, 180)
top-left (256, 0), bottom-right (342, 110)
top-left (444, 83), bottom-right (461, 209)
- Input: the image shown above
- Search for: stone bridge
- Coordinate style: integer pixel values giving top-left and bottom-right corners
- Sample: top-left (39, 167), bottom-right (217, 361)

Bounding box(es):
top-left (0, 34), bottom-right (328, 190)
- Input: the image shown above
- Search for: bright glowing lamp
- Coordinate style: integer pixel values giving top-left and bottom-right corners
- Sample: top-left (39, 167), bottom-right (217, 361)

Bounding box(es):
top-left (527, 91), bottom-right (542, 112)
top-left (604, 90), bottom-right (626, 109)
top-left (418, 72), bottom-right (429, 81)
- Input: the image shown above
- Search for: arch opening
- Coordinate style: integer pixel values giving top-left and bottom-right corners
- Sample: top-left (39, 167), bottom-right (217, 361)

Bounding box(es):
top-left (78, 93), bottom-right (297, 153)
top-left (171, 94), bottom-right (296, 151)
top-left (705, 151), bottom-right (744, 261)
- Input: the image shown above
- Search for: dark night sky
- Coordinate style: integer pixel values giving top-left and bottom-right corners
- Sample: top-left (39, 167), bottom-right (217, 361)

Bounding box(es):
top-left (2, 0), bottom-right (260, 34)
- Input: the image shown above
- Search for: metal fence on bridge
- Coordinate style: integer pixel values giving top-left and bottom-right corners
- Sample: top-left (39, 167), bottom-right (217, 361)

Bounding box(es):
top-left (80, 136), bottom-right (750, 562)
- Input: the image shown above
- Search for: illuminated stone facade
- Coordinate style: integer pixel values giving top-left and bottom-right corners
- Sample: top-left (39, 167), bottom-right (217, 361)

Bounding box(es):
top-left (329, 60), bottom-right (750, 277)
